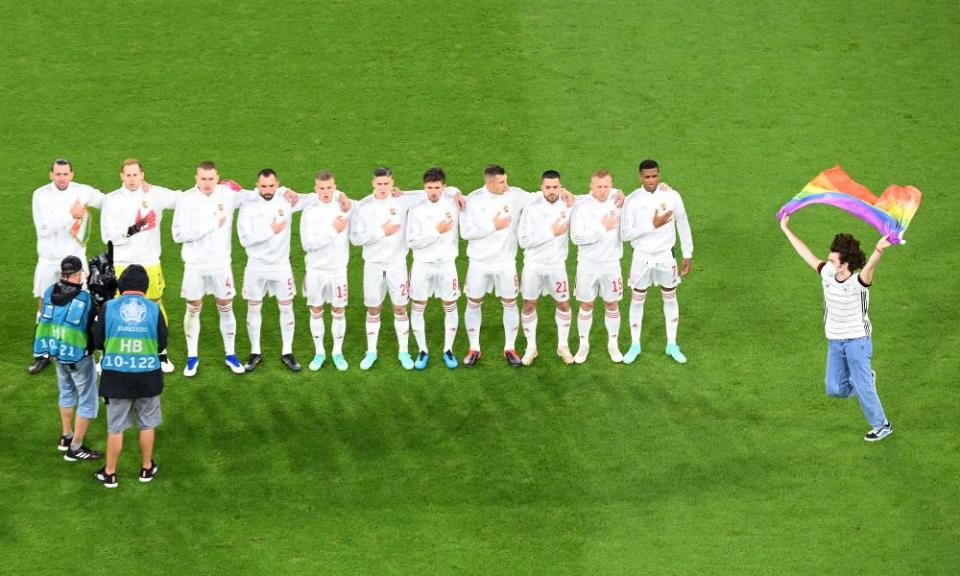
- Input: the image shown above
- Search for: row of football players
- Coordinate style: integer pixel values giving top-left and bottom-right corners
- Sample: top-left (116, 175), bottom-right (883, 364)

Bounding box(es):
top-left (30, 158), bottom-right (692, 376)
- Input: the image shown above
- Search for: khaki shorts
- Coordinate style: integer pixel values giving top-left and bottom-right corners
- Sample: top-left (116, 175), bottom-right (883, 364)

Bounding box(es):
top-left (106, 396), bottom-right (162, 434)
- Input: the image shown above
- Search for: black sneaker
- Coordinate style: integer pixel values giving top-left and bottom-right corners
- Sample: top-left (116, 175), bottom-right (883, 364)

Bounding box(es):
top-left (28, 355), bottom-right (50, 375)
top-left (864, 421), bottom-right (894, 442)
top-left (64, 444), bottom-right (103, 461)
top-left (57, 435), bottom-right (72, 452)
top-left (281, 353), bottom-right (301, 372)
top-left (244, 353), bottom-right (263, 372)
top-left (139, 460), bottom-right (159, 483)
top-left (94, 467), bottom-right (118, 488)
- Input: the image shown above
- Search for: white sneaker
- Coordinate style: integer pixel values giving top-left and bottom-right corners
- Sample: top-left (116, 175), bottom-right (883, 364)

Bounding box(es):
top-left (574, 345), bottom-right (589, 364)
top-left (182, 357), bottom-right (199, 377)
top-left (521, 347), bottom-right (538, 366)
top-left (557, 346), bottom-right (574, 364)
top-left (608, 341), bottom-right (623, 363)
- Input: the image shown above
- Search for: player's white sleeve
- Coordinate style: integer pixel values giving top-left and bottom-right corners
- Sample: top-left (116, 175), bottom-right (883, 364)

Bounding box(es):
top-left (459, 195), bottom-right (495, 241)
top-left (517, 206), bottom-right (552, 250)
top-left (291, 190), bottom-right (316, 213)
top-left (673, 193), bottom-right (694, 258)
top-left (620, 194), bottom-right (655, 242)
top-left (81, 184), bottom-right (106, 208)
top-left (172, 201), bottom-right (217, 244)
top-left (406, 209), bottom-right (441, 249)
top-left (100, 196), bottom-right (132, 246)
top-left (154, 186), bottom-right (181, 210)
top-left (349, 201), bottom-right (385, 246)
top-left (234, 188), bottom-right (259, 206)
top-left (32, 189), bottom-right (73, 239)
top-left (236, 207), bottom-right (273, 248)
top-left (395, 190), bottom-right (426, 211)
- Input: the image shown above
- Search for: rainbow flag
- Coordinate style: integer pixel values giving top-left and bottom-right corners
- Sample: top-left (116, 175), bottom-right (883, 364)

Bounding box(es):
top-left (776, 166), bottom-right (922, 244)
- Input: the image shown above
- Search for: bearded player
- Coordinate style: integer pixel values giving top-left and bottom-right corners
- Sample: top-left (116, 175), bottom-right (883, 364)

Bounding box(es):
top-left (517, 170), bottom-right (574, 365)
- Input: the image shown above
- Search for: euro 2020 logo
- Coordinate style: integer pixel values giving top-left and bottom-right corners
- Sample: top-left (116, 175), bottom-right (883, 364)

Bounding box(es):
top-left (119, 298), bottom-right (147, 324)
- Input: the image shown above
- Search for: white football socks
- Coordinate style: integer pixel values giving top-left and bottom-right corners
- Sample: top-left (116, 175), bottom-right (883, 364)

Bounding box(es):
top-left (310, 310), bottom-right (326, 355)
top-left (465, 300), bottom-right (482, 350)
top-left (217, 302), bottom-right (237, 356)
top-left (629, 290), bottom-right (646, 345)
top-left (604, 308), bottom-right (620, 342)
top-left (365, 311), bottom-right (381, 353)
top-left (522, 310), bottom-right (538, 349)
top-left (555, 309), bottom-right (571, 349)
top-left (278, 301), bottom-right (295, 355)
top-left (394, 311), bottom-right (410, 354)
top-left (663, 290), bottom-right (679, 345)
top-left (411, 302), bottom-right (427, 352)
top-left (443, 301), bottom-right (458, 352)
top-left (184, 303), bottom-right (201, 357)
top-left (246, 301), bottom-right (262, 354)
top-left (577, 308), bottom-right (593, 348)
top-left (503, 300), bottom-right (519, 351)
top-left (331, 311), bottom-right (346, 355)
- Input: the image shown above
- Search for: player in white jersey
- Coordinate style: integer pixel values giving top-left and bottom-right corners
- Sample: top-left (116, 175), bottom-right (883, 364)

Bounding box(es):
top-left (517, 170), bottom-right (574, 365)
top-left (172, 161), bottom-right (257, 377)
top-left (237, 169), bottom-right (312, 372)
top-left (100, 158), bottom-right (180, 373)
top-left (301, 170), bottom-right (352, 372)
top-left (348, 167), bottom-right (421, 371)
top-left (406, 167), bottom-right (462, 370)
top-left (780, 217), bottom-right (895, 441)
top-left (460, 165), bottom-right (552, 367)
top-left (620, 159), bottom-right (694, 365)
top-left (570, 170), bottom-right (626, 364)
top-left (29, 158), bottom-right (105, 375)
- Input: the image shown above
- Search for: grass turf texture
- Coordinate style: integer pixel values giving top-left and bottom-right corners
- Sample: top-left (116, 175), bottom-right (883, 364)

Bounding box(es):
top-left (1, 1), bottom-right (958, 574)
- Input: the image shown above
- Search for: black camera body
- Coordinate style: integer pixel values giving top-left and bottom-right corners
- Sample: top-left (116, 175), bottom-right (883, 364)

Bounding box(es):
top-left (88, 241), bottom-right (117, 307)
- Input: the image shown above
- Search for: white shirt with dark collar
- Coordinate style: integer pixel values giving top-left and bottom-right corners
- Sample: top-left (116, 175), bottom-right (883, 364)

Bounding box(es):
top-left (819, 261), bottom-right (871, 340)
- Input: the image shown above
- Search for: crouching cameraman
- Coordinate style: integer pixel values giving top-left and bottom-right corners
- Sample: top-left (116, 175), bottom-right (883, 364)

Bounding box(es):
top-left (33, 256), bottom-right (103, 461)
top-left (93, 265), bottom-right (167, 488)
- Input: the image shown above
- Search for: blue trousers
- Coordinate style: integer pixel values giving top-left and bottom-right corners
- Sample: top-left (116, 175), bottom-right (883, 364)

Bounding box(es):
top-left (825, 336), bottom-right (887, 428)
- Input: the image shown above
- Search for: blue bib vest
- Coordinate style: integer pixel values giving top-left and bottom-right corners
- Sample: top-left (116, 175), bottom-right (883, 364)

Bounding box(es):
top-left (33, 285), bottom-right (93, 364)
top-left (102, 294), bottom-right (161, 373)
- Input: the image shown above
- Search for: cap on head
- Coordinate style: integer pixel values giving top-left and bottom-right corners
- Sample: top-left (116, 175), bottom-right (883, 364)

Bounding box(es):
top-left (60, 256), bottom-right (83, 276)
top-left (118, 265), bottom-right (149, 293)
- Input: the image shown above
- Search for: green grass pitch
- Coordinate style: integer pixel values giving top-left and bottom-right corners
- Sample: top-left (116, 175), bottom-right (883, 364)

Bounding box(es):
top-left (1, 1), bottom-right (958, 574)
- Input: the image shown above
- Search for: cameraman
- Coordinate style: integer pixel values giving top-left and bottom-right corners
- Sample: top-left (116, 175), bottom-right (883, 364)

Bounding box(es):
top-left (33, 256), bottom-right (102, 461)
top-left (93, 265), bottom-right (167, 488)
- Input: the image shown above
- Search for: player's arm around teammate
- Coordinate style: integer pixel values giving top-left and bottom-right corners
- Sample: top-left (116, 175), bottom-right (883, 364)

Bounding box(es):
top-left (301, 171), bottom-right (351, 372)
top-left (348, 167), bottom-right (414, 371)
top-left (405, 168), bottom-right (462, 370)
top-left (236, 169), bottom-right (302, 372)
top-left (569, 171), bottom-right (625, 364)
top-left (517, 170), bottom-right (574, 365)
top-left (171, 161), bottom-right (248, 377)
